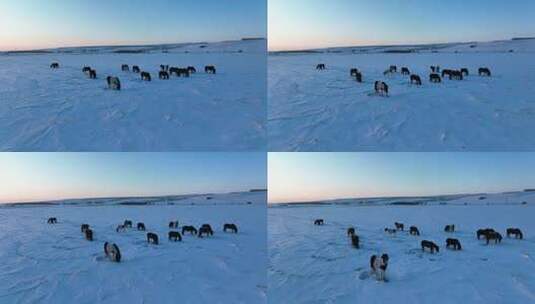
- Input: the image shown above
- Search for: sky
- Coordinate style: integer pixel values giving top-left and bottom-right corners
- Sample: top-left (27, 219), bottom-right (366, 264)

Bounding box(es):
top-left (0, 0), bottom-right (266, 51)
top-left (268, 153), bottom-right (535, 203)
top-left (0, 153), bottom-right (266, 203)
top-left (269, 0), bottom-right (535, 51)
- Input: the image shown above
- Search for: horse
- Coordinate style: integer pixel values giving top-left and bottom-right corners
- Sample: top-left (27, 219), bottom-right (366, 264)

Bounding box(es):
top-left (347, 227), bottom-right (355, 237)
top-left (444, 225), bottom-right (455, 232)
top-left (82, 66), bottom-right (91, 74)
top-left (187, 66), bottom-right (197, 74)
top-left (141, 71), bottom-right (151, 81)
top-left (147, 232), bottom-right (159, 245)
top-left (205, 65), bottom-right (217, 74)
top-left (89, 69), bottom-right (97, 79)
top-left (506, 228), bottom-right (523, 239)
top-left (123, 220), bottom-right (132, 228)
top-left (81, 224), bottom-right (90, 233)
top-left (429, 73), bottom-right (441, 83)
top-left (107, 76), bottom-right (121, 90)
top-left (409, 226), bottom-right (420, 236)
top-left (389, 65), bottom-right (397, 73)
top-left (384, 228), bottom-right (396, 234)
top-left (449, 70), bottom-right (463, 80)
top-left (50, 62), bottom-right (60, 69)
top-left (355, 72), bottom-right (363, 83)
top-left (223, 223), bottom-right (238, 233)
top-left (350, 68), bottom-right (359, 77)
top-left (370, 254), bottom-right (389, 281)
top-left (116, 224), bottom-right (127, 232)
top-left (168, 231), bottom-right (182, 242)
top-left (132, 66), bottom-right (141, 73)
top-left (170, 67), bottom-right (190, 77)
top-left (477, 228), bottom-right (495, 239)
top-left (159, 71), bottom-right (169, 79)
top-left (410, 74), bottom-right (422, 85)
top-left (182, 225), bottom-right (198, 235)
top-left (314, 219), bottom-right (324, 225)
top-left (446, 238), bottom-right (461, 250)
top-left (198, 225), bottom-right (214, 238)
top-left (401, 67), bottom-right (410, 75)
top-left (485, 231), bottom-right (502, 244)
top-left (441, 69), bottom-right (453, 78)
top-left (421, 240), bottom-right (439, 253)
top-left (104, 242), bottom-right (121, 262)
top-left (85, 229), bottom-right (93, 241)
top-left (316, 64), bottom-right (326, 70)
top-left (121, 64), bottom-right (129, 72)
top-left (169, 221), bottom-right (179, 229)
top-left (351, 234), bottom-right (360, 248)
top-left (478, 67), bottom-right (491, 77)
top-left (460, 68), bottom-right (469, 76)
top-left (47, 217), bottom-right (57, 224)
top-left (394, 222), bottom-right (404, 231)
top-left (137, 222), bottom-right (146, 231)
top-left (374, 81), bottom-right (389, 96)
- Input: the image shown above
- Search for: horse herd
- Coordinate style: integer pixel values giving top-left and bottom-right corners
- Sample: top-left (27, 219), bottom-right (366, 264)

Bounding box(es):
top-left (47, 217), bottom-right (238, 263)
top-left (49, 62), bottom-right (217, 91)
top-left (315, 63), bottom-right (492, 97)
top-left (313, 218), bottom-right (524, 282)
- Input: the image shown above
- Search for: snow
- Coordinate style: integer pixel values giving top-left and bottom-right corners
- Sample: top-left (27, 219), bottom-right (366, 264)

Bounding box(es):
top-left (268, 39), bottom-right (535, 151)
top-left (0, 39), bottom-right (266, 151)
top-left (268, 192), bottom-right (535, 303)
top-left (0, 191), bottom-right (267, 303)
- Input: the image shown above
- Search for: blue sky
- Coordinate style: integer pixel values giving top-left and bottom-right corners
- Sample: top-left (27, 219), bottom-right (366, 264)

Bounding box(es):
top-left (269, 0), bottom-right (535, 50)
top-left (0, 153), bottom-right (266, 203)
top-left (0, 0), bottom-right (266, 51)
top-left (269, 153), bottom-right (535, 203)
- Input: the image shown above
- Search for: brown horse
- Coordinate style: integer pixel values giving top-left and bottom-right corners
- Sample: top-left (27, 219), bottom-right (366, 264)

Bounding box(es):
top-left (182, 225), bottom-right (198, 235)
top-left (421, 240), bottom-right (439, 253)
top-left (485, 231), bottom-right (502, 244)
top-left (168, 231), bottom-right (182, 242)
top-left (198, 225), bottom-right (214, 238)
top-left (477, 228), bottom-right (495, 239)
top-left (446, 238), bottom-right (461, 250)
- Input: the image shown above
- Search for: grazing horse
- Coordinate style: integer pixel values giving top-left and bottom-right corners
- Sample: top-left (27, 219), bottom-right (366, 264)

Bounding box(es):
top-left (81, 224), bottom-right (90, 233)
top-left (104, 242), bottom-right (121, 262)
top-left (446, 238), bottom-right (461, 250)
top-left (159, 71), bottom-right (169, 79)
top-left (441, 69), bottom-right (453, 78)
top-left (384, 228), bottom-right (396, 234)
top-left (169, 221), bottom-right (179, 229)
top-left (394, 222), bottom-right (404, 231)
top-left (47, 217), bottom-right (57, 224)
top-left (141, 71), bottom-right (151, 81)
top-left (410, 74), bottom-right (422, 85)
top-left (485, 231), bottom-right (502, 244)
top-left (198, 224), bottom-right (214, 238)
top-left (460, 68), bottom-right (469, 76)
top-left (449, 70), bottom-right (463, 80)
top-left (116, 224), bottom-right (127, 232)
top-left (187, 66), bottom-right (197, 74)
top-left (374, 81), bottom-right (389, 96)
top-left (121, 64), bottom-right (129, 72)
top-left (347, 227), bottom-right (356, 237)
top-left (350, 68), bottom-right (359, 77)
top-left (85, 229), bottom-right (93, 241)
top-left (160, 65), bottom-right (169, 72)
top-left (89, 69), bottom-right (97, 79)
top-left (477, 228), bottom-right (495, 239)
top-left (205, 65), bottom-right (217, 74)
top-left (223, 223), bottom-right (238, 233)
top-left (170, 67), bottom-right (190, 77)
top-left (478, 67), bottom-right (491, 76)
top-left (409, 226), bottom-right (420, 236)
top-left (137, 222), bottom-right (146, 231)
top-left (429, 73), bottom-right (441, 83)
top-left (132, 66), bottom-right (141, 73)
top-left (421, 240), bottom-right (439, 253)
top-left (168, 231), bottom-right (182, 242)
top-left (147, 232), bottom-right (159, 244)
top-left (401, 67), bottom-right (410, 75)
top-left (82, 66), bottom-right (91, 74)
top-left (123, 220), bottom-right (133, 228)
top-left (107, 76), bottom-right (121, 90)
top-left (182, 225), bottom-right (198, 235)
top-left (351, 234), bottom-right (360, 249)
top-left (370, 254), bottom-right (389, 281)
top-left (314, 219), bottom-right (324, 225)
top-left (506, 228), bottom-right (523, 239)
top-left (444, 225), bottom-right (455, 232)
top-left (316, 64), bottom-right (326, 70)
top-left (50, 62), bottom-right (60, 69)
top-left (354, 72), bottom-right (363, 83)
top-left (389, 65), bottom-right (397, 73)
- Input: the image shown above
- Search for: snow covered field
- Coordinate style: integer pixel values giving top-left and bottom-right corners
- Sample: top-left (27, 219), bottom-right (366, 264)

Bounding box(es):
top-left (0, 39), bottom-right (266, 151)
top-left (268, 39), bottom-right (535, 151)
top-left (0, 191), bottom-right (267, 304)
top-left (268, 192), bottom-right (535, 304)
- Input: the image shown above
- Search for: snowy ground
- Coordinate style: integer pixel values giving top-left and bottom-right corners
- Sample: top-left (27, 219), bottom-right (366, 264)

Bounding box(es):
top-left (268, 195), bottom-right (535, 303)
top-left (0, 39), bottom-right (266, 151)
top-left (0, 191), bottom-right (267, 304)
top-left (268, 39), bottom-right (535, 151)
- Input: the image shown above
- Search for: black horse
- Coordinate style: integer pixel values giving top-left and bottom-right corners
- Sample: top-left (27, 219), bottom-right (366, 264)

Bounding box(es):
top-left (168, 231), bottom-right (182, 242)
top-left (389, 65), bottom-right (397, 73)
top-left (89, 69), bottom-right (97, 79)
top-left (123, 220), bottom-right (133, 228)
top-left (409, 226), bottom-right (420, 236)
top-left (198, 224), bottom-right (214, 238)
top-left (137, 222), bottom-right (146, 231)
top-left (350, 68), bottom-right (359, 77)
top-left (401, 67), bottom-right (410, 75)
top-left (351, 234), bottom-right (360, 248)
top-left (394, 222), bottom-right (404, 231)
top-left (141, 71), bottom-right (151, 81)
top-left (85, 229), bottom-right (93, 241)
top-left (444, 225), bottom-right (455, 232)
top-left (47, 217), bottom-right (57, 224)
top-left (104, 242), bottom-right (121, 262)
top-left (50, 62), bottom-right (60, 69)
top-left (410, 74), bottom-right (422, 85)
top-left (421, 240), bottom-right (439, 253)
top-left (441, 69), bottom-right (453, 78)
top-left (132, 66), bottom-right (141, 73)
top-left (429, 73), bottom-right (441, 83)
top-left (477, 228), bottom-right (495, 239)
top-left (159, 71), bottom-right (170, 79)
top-left (478, 67), bottom-right (491, 77)
top-left (316, 64), bottom-right (326, 70)
top-left (170, 67), bottom-right (190, 77)
top-left (182, 225), bottom-right (198, 235)
top-left (205, 65), bottom-right (217, 74)
top-left (223, 223), bottom-right (238, 233)
top-left (485, 231), bottom-right (502, 244)
top-left (506, 228), bottom-right (523, 239)
top-left (347, 227), bottom-right (356, 237)
top-left (147, 232), bottom-right (159, 245)
top-left (82, 66), bottom-right (91, 74)
top-left (81, 224), bottom-right (90, 233)
top-left (314, 219), bottom-right (324, 225)
top-left (121, 64), bottom-right (129, 72)
top-left (449, 70), bottom-right (463, 80)
top-left (446, 238), bottom-right (461, 250)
